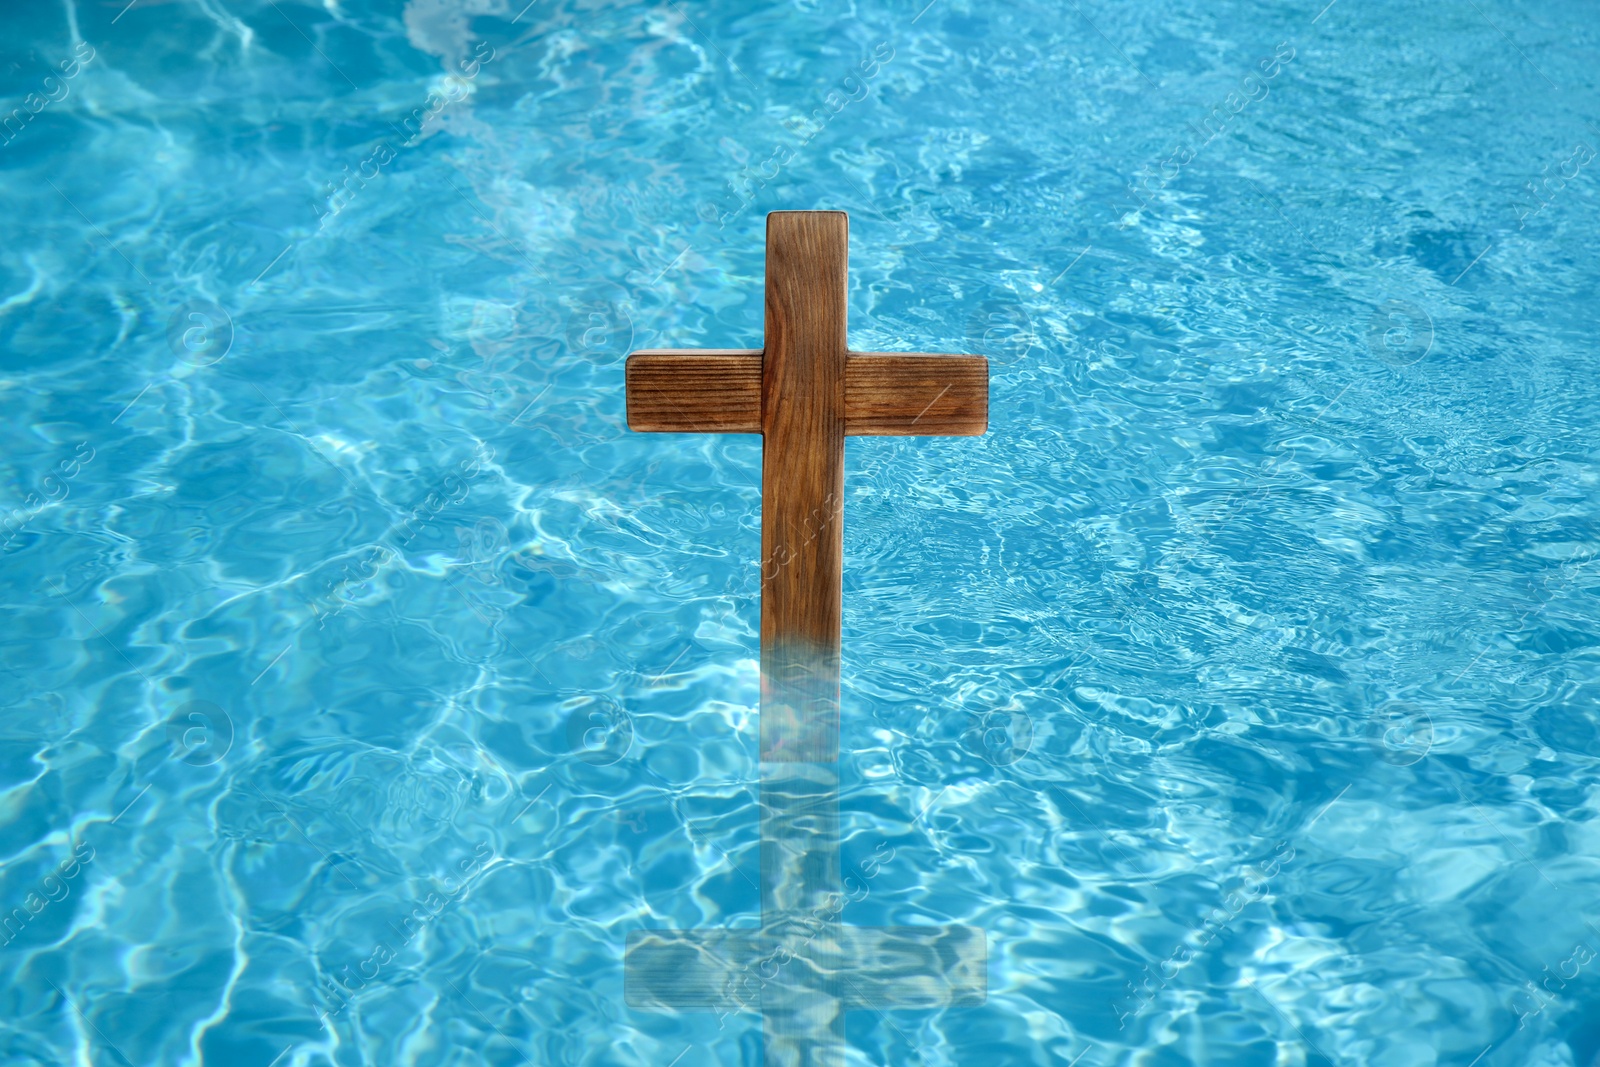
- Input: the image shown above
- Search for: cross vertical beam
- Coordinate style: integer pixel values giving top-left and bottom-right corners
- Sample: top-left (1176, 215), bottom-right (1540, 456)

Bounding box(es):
top-left (760, 210), bottom-right (847, 764)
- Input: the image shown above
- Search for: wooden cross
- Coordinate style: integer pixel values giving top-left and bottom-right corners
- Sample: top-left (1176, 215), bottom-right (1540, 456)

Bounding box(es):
top-left (622, 211), bottom-right (989, 1067)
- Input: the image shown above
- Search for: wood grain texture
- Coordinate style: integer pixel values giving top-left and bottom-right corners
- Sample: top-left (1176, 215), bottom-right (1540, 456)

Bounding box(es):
top-left (759, 211), bottom-right (848, 763)
top-left (625, 349), bottom-right (762, 433)
top-left (631, 350), bottom-right (988, 436)
top-left (844, 352), bottom-right (989, 436)
top-left (621, 212), bottom-right (993, 764)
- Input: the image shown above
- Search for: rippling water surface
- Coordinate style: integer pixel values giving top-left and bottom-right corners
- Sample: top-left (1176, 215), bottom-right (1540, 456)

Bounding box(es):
top-left (3, 0), bottom-right (1599, 1064)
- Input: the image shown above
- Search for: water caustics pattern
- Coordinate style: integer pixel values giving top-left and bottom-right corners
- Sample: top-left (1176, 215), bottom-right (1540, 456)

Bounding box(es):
top-left (1, 0), bottom-right (1598, 1064)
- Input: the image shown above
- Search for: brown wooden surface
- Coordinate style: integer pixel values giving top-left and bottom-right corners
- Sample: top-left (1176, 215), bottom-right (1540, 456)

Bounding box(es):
top-left (629, 350), bottom-right (988, 437)
top-left (625, 349), bottom-right (762, 433)
top-left (845, 352), bottom-right (989, 436)
top-left (758, 211), bottom-right (848, 763)
top-left (620, 211), bottom-right (993, 765)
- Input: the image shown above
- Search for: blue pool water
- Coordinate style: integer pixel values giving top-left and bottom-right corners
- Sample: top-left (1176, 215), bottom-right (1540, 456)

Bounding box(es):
top-left (3, 0), bottom-right (1599, 1064)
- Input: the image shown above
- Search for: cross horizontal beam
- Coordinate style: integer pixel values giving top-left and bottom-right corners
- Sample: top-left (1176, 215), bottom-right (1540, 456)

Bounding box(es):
top-left (626, 350), bottom-right (989, 436)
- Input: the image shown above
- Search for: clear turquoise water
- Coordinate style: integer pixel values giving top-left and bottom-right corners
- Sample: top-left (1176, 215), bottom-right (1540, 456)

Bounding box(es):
top-left (3, 0), bottom-right (1599, 1064)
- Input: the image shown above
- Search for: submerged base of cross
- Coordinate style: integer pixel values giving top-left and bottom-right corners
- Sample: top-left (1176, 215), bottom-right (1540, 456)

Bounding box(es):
top-left (626, 923), bottom-right (985, 1065)
top-left (626, 766), bottom-right (984, 1066)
